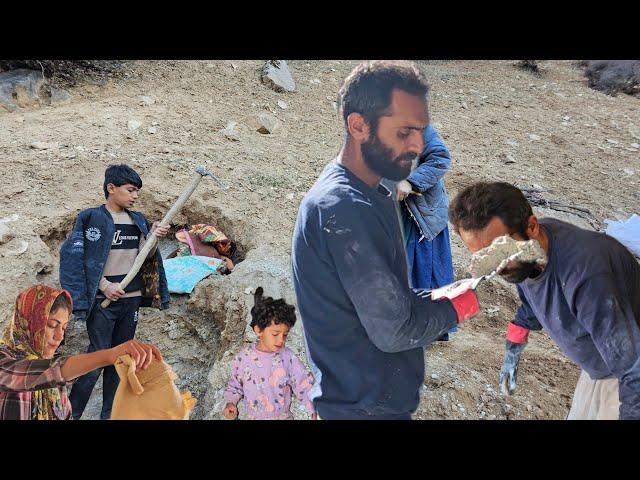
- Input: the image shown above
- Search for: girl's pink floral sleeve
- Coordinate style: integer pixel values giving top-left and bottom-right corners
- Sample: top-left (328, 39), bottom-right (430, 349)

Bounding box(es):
top-left (223, 355), bottom-right (244, 404)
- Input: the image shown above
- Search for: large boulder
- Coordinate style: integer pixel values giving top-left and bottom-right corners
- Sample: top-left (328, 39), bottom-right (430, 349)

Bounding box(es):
top-left (0, 69), bottom-right (47, 112)
top-left (261, 60), bottom-right (296, 93)
top-left (195, 248), bottom-right (314, 420)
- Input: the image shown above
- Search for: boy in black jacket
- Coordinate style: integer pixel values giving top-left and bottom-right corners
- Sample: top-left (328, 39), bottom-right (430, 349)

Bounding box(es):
top-left (60, 164), bottom-right (170, 420)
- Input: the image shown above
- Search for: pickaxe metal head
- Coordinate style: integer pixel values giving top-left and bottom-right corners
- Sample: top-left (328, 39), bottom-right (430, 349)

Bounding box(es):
top-left (196, 165), bottom-right (229, 190)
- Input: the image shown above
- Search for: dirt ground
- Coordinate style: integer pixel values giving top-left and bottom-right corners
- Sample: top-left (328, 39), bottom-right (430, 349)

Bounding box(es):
top-left (1, 60), bottom-right (638, 419)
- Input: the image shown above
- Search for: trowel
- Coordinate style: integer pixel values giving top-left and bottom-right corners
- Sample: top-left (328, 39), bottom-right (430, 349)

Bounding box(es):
top-left (427, 271), bottom-right (499, 301)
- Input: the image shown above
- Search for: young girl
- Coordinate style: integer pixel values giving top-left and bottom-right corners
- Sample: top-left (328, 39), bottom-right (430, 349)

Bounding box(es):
top-left (223, 288), bottom-right (316, 420)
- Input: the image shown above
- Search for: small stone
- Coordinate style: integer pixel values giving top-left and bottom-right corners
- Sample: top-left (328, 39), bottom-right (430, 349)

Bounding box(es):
top-left (631, 143), bottom-right (640, 149)
top-left (152, 121), bottom-right (159, 126)
top-left (430, 373), bottom-right (439, 380)
top-left (230, 63), bottom-right (237, 69)
top-left (286, 193), bottom-right (295, 200)
top-left (623, 168), bottom-right (635, 176)
top-left (147, 126), bottom-right (157, 134)
top-left (0, 224), bottom-right (13, 244)
top-left (501, 152), bottom-right (516, 164)
top-left (506, 139), bottom-right (519, 147)
top-left (526, 404), bottom-right (532, 412)
top-left (261, 60), bottom-right (296, 93)
top-left (528, 134), bottom-right (541, 141)
top-left (461, 102), bottom-right (468, 109)
top-left (30, 141), bottom-right (59, 150)
top-left (257, 113), bottom-right (279, 134)
top-left (161, 147), bottom-right (171, 153)
top-left (128, 120), bottom-right (142, 131)
top-left (310, 78), bottom-right (321, 84)
top-left (139, 96), bottom-right (155, 106)
top-left (562, 116), bottom-right (571, 121)
top-left (7, 240), bottom-right (29, 256)
top-left (244, 287), bottom-right (253, 295)
top-left (220, 121), bottom-right (240, 141)
top-left (607, 138), bottom-right (619, 144)
top-left (277, 100), bottom-right (288, 110)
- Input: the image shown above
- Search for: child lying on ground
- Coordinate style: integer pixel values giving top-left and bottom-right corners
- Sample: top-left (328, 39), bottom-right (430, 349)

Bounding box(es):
top-left (223, 288), bottom-right (316, 420)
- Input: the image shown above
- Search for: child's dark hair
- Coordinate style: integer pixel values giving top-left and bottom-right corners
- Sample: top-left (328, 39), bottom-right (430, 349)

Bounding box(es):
top-left (50, 293), bottom-right (72, 315)
top-left (103, 164), bottom-right (143, 199)
top-left (250, 287), bottom-right (296, 331)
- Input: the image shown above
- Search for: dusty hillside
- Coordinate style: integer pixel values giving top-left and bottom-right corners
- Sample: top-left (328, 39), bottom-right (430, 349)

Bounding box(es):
top-left (1, 60), bottom-right (638, 419)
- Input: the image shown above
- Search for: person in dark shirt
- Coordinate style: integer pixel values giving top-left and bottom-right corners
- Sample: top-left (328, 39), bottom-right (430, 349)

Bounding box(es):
top-left (60, 164), bottom-right (170, 420)
top-left (449, 181), bottom-right (640, 419)
top-left (291, 61), bottom-right (481, 420)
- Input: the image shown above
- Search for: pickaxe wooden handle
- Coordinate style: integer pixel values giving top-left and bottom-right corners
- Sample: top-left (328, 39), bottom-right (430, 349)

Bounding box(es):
top-left (100, 165), bottom-right (222, 308)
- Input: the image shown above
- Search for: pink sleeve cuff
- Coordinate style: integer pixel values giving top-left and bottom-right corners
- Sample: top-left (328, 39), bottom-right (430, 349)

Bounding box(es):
top-left (224, 393), bottom-right (241, 405)
top-left (506, 322), bottom-right (530, 344)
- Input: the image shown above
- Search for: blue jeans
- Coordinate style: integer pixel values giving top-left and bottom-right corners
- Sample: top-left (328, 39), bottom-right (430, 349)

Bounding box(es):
top-left (70, 296), bottom-right (141, 420)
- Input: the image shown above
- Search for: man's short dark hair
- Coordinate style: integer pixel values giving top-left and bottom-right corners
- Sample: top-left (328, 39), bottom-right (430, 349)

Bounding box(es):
top-left (337, 60), bottom-right (430, 133)
top-left (250, 287), bottom-right (297, 331)
top-left (103, 164), bottom-right (142, 199)
top-left (449, 182), bottom-right (534, 236)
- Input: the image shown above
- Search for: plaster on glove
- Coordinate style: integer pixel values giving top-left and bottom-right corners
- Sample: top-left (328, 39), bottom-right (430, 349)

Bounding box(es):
top-left (499, 340), bottom-right (527, 395)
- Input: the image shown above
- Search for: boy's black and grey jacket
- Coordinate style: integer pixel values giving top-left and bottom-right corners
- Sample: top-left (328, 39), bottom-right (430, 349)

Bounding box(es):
top-left (59, 205), bottom-right (170, 321)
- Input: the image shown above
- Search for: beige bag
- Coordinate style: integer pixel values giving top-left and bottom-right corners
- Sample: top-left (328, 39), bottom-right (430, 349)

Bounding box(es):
top-left (111, 355), bottom-right (197, 420)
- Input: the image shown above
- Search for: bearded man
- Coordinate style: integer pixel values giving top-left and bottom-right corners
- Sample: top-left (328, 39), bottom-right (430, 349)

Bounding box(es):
top-left (449, 181), bottom-right (640, 420)
top-left (291, 61), bottom-right (481, 420)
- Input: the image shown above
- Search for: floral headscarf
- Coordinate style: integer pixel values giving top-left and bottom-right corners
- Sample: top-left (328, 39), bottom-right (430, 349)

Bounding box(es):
top-left (1, 285), bottom-right (73, 420)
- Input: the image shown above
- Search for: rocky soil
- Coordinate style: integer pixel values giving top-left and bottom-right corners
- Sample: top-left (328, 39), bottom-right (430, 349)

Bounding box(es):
top-left (1, 60), bottom-right (638, 419)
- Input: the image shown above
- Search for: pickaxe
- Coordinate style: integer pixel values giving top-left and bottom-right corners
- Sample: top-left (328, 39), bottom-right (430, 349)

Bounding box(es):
top-left (100, 165), bottom-right (227, 308)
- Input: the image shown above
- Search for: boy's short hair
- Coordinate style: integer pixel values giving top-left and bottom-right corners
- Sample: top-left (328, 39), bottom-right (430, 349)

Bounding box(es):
top-left (250, 287), bottom-right (297, 331)
top-left (103, 164), bottom-right (143, 199)
top-left (449, 182), bottom-right (534, 237)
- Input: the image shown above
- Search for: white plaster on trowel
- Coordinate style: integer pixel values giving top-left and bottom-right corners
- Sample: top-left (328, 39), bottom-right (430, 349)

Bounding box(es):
top-left (469, 235), bottom-right (547, 278)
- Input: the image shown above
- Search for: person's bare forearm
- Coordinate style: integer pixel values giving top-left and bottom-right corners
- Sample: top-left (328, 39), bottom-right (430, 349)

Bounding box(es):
top-left (61, 349), bottom-right (112, 381)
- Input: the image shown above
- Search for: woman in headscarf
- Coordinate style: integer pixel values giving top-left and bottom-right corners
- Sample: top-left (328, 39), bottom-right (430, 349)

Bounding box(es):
top-left (0, 284), bottom-right (162, 420)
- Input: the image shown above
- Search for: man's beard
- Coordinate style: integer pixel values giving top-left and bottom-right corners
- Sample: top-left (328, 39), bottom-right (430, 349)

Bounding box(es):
top-left (500, 261), bottom-right (542, 283)
top-left (361, 131), bottom-right (416, 181)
